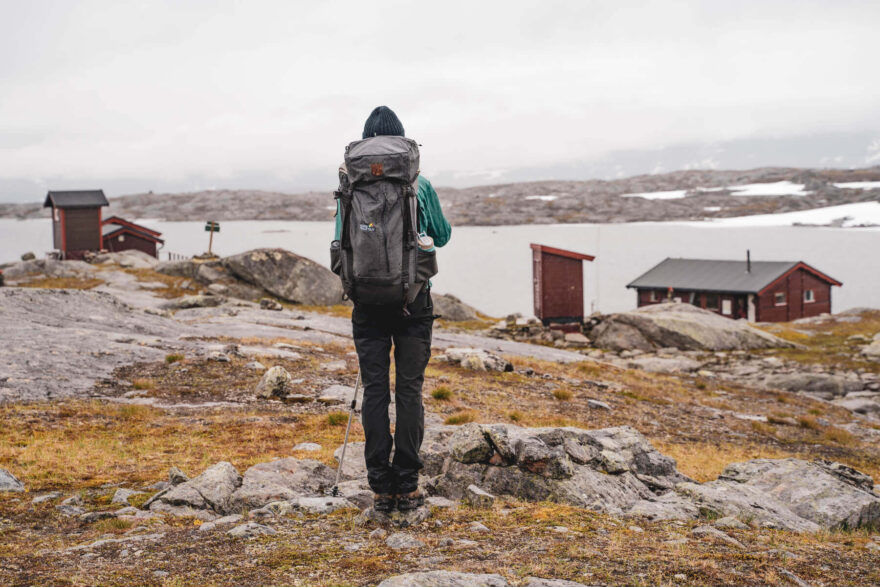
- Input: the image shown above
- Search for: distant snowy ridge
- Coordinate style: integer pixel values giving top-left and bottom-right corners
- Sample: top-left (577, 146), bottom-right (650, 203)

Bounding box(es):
top-left (623, 180), bottom-right (809, 199)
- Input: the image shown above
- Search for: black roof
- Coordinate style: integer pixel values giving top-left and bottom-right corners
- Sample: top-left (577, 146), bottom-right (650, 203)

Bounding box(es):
top-left (626, 258), bottom-right (804, 294)
top-left (43, 190), bottom-right (109, 209)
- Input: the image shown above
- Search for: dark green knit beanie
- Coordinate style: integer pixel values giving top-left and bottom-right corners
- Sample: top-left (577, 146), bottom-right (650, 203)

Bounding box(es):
top-left (362, 106), bottom-right (405, 139)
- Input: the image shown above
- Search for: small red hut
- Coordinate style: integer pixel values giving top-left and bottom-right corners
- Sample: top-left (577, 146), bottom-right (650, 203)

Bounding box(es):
top-left (43, 190), bottom-right (109, 260)
top-left (531, 244), bottom-right (595, 325)
top-left (101, 216), bottom-right (164, 258)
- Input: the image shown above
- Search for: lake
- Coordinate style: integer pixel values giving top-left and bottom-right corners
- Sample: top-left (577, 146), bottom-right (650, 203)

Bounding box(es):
top-left (1, 218), bottom-right (877, 316)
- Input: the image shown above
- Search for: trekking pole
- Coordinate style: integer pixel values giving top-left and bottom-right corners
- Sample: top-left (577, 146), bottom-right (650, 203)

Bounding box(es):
top-left (330, 368), bottom-right (362, 497)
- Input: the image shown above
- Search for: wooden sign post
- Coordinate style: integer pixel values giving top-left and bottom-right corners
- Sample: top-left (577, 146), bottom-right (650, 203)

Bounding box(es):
top-left (205, 221), bottom-right (220, 255)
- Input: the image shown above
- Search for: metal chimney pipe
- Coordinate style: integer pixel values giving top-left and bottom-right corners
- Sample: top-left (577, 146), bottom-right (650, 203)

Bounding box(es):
top-left (747, 250), bottom-right (751, 273)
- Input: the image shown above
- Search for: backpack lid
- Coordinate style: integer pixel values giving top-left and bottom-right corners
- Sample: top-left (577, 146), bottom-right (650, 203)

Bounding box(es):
top-left (344, 135), bottom-right (420, 184)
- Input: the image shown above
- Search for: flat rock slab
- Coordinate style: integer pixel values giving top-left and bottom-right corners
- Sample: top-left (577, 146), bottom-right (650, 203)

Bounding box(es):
top-left (359, 506), bottom-right (431, 528)
top-left (0, 288), bottom-right (191, 401)
top-left (378, 571), bottom-right (509, 586)
top-left (227, 522), bottom-right (277, 538)
top-left (385, 532), bottom-right (425, 550)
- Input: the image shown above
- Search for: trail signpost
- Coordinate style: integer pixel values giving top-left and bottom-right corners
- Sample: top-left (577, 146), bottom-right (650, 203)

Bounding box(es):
top-left (205, 221), bottom-right (220, 255)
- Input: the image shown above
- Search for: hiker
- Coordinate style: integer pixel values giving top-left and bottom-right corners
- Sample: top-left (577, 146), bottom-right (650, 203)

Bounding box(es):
top-left (331, 106), bottom-right (451, 512)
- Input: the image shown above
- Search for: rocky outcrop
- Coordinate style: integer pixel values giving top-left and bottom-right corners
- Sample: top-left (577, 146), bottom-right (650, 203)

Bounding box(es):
top-left (423, 424), bottom-right (690, 515)
top-left (147, 458), bottom-right (337, 519)
top-left (222, 248), bottom-right (342, 305)
top-left (862, 333), bottom-right (880, 358)
top-left (0, 468), bottom-right (25, 492)
top-left (149, 462), bottom-right (242, 520)
top-left (420, 423), bottom-right (880, 531)
top-left (588, 303), bottom-right (791, 352)
top-left (229, 458), bottom-right (335, 511)
top-left (717, 459), bottom-right (880, 529)
top-left (2, 258), bottom-right (97, 280)
top-left (432, 294), bottom-right (480, 321)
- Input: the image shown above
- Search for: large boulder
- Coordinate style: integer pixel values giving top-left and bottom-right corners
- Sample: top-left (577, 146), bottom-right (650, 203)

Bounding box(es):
top-left (0, 468), bottom-right (25, 492)
top-left (588, 303), bottom-right (791, 352)
top-left (432, 293), bottom-right (480, 321)
top-left (222, 248), bottom-right (343, 305)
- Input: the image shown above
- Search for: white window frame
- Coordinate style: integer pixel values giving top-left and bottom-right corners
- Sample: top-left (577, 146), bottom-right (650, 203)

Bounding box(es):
top-left (804, 289), bottom-right (815, 303)
top-left (649, 290), bottom-right (657, 302)
top-left (774, 291), bottom-right (787, 306)
top-left (721, 299), bottom-right (732, 315)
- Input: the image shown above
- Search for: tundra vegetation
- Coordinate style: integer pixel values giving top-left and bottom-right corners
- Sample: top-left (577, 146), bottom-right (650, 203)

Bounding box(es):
top-left (0, 254), bottom-right (879, 586)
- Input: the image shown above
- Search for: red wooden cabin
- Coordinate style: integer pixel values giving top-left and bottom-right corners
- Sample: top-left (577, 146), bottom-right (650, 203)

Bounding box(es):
top-left (101, 216), bottom-right (164, 258)
top-left (627, 257), bottom-right (842, 322)
top-left (531, 244), bottom-right (596, 325)
top-left (43, 190), bottom-right (109, 260)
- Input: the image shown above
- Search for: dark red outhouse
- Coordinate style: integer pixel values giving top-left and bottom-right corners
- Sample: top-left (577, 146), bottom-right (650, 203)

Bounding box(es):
top-left (531, 244), bottom-right (595, 325)
top-left (101, 216), bottom-right (164, 258)
top-left (43, 190), bottom-right (109, 260)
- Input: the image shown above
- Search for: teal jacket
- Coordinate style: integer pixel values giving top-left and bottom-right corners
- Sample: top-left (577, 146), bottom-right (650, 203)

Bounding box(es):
top-left (333, 175), bottom-right (451, 247)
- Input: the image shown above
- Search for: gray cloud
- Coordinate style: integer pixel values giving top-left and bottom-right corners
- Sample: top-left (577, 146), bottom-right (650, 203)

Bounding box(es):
top-left (1, 0), bottom-right (878, 202)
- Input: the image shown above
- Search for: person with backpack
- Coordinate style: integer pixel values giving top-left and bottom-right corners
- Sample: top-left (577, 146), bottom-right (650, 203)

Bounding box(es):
top-left (330, 106), bottom-right (451, 512)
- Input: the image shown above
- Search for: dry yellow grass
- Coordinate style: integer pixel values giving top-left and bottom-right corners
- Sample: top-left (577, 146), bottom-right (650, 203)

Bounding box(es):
top-left (655, 441), bottom-right (796, 482)
top-left (13, 276), bottom-right (104, 290)
top-left (0, 401), bottom-right (362, 490)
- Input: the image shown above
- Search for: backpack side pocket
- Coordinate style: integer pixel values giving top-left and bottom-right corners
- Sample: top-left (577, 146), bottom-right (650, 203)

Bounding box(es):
top-left (415, 247), bottom-right (438, 283)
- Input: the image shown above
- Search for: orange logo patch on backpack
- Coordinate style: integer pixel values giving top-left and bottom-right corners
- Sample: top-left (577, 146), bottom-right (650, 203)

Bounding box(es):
top-left (370, 163), bottom-right (384, 176)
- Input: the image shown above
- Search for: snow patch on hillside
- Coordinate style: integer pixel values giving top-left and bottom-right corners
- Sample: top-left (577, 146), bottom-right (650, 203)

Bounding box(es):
top-left (620, 189), bottom-right (688, 200)
top-left (700, 202), bottom-right (880, 227)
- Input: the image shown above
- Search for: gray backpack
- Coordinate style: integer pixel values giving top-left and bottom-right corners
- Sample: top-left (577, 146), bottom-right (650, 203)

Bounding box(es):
top-left (331, 135), bottom-right (437, 307)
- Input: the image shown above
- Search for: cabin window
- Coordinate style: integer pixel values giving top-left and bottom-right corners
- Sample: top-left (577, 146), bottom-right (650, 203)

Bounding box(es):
top-left (649, 290), bottom-right (657, 302)
top-left (721, 299), bottom-right (732, 315)
top-left (118, 235), bottom-right (125, 242)
top-left (774, 292), bottom-right (786, 306)
top-left (689, 292), bottom-right (699, 305)
top-left (53, 208), bottom-right (60, 222)
top-left (804, 289), bottom-right (815, 303)
top-left (705, 293), bottom-right (719, 310)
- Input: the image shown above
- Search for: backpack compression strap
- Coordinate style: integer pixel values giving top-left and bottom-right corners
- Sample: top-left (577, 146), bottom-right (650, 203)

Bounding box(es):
top-left (400, 183), bottom-right (417, 314)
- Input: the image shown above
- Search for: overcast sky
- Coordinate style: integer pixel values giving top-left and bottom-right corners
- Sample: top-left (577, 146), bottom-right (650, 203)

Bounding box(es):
top-left (1, 0), bottom-right (879, 201)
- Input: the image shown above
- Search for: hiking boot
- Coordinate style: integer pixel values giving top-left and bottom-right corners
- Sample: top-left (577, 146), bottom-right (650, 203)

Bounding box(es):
top-left (395, 490), bottom-right (425, 511)
top-left (373, 494), bottom-right (396, 513)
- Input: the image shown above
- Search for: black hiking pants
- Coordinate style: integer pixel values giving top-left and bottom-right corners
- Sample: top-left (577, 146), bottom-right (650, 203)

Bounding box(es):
top-left (352, 289), bottom-right (434, 495)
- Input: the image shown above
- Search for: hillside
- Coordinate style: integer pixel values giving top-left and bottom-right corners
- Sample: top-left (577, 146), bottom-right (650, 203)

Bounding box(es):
top-left (2, 166), bottom-right (880, 225)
